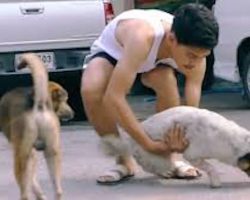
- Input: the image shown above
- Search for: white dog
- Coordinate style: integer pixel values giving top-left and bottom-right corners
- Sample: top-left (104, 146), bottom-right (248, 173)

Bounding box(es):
top-left (101, 106), bottom-right (250, 188)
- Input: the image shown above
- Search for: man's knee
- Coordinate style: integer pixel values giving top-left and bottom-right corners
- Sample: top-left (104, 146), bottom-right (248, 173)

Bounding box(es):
top-left (81, 86), bottom-right (103, 108)
top-left (81, 59), bottom-right (114, 99)
top-left (141, 67), bottom-right (176, 90)
top-left (141, 71), bottom-right (161, 89)
top-left (81, 74), bottom-right (104, 107)
top-left (141, 73), bottom-right (151, 88)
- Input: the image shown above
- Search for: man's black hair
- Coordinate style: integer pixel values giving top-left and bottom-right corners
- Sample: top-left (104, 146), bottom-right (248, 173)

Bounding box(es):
top-left (171, 3), bottom-right (219, 49)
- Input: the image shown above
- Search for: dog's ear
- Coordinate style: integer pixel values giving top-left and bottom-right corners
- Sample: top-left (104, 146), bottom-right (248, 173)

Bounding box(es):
top-left (49, 83), bottom-right (67, 101)
top-left (237, 153), bottom-right (250, 176)
top-left (51, 87), bottom-right (61, 100)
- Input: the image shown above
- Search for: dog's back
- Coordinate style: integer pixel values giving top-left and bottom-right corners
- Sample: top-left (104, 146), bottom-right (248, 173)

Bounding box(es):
top-left (103, 106), bottom-right (250, 185)
top-left (0, 87), bottom-right (34, 140)
top-left (140, 106), bottom-right (250, 164)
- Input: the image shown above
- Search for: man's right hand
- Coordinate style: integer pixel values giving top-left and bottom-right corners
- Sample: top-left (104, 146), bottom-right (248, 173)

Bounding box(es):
top-left (164, 124), bottom-right (189, 153)
top-left (144, 124), bottom-right (189, 155)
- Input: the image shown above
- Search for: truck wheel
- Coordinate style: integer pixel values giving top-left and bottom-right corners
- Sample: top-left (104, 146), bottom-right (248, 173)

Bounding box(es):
top-left (242, 53), bottom-right (250, 104)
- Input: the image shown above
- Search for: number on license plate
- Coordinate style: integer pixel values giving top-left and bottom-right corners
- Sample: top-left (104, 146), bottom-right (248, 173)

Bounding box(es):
top-left (15, 52), bottom-right (55, 71)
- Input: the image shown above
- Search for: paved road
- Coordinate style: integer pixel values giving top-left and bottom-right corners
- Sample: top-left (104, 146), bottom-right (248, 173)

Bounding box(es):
top-left (1, 90), bottom-right (250, 200)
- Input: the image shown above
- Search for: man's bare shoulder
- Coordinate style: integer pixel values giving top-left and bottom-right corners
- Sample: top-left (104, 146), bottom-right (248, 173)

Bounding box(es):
top-left (115, 19), bottom-right (155, 47)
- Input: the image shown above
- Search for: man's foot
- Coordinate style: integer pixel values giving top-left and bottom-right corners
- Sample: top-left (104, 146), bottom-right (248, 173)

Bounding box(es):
top-left (173, 161), bottom-right (202, 179)
top-left (169, 153), bottom-right (201, 179)
top-left (97, 165), bottom-right (135, 185)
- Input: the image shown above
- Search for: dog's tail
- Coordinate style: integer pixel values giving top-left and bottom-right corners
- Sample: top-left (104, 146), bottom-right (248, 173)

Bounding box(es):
top-left (100, 135), bottom-right (132, 157)
top-left (18, 53), bottom-right (51, 110)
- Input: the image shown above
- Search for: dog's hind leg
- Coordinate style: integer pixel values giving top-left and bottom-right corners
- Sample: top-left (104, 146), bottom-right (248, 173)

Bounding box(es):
top-left (44, 148), bottom-right (62, 200)
top-left (44, 131), bottom-right (62, 200)
top-left (30, 149), bottom-right (47, 200)
top-left (13, 138), bottom-right (34, 200)
top-left (195, 160), bottom-right (221, 188)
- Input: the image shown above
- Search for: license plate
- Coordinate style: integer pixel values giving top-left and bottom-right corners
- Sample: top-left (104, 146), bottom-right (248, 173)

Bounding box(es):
top-left (15, 52), bottom-right (55, 72)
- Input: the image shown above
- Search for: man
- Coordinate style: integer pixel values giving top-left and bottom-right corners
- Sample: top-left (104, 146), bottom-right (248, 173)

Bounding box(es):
top-left (136, 1), bottom-right (217, 90)
top-left (81, 3), bottom-right (219, 184)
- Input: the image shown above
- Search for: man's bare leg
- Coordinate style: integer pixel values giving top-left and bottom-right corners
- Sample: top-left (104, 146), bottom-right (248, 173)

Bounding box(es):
top-left (81, 57), bottom-right (135, 183)
top-left (141, 66), bottom-right (200, 178)
top-left (81, 58), bottom-right (118, 135)
top-left (141, 66), bottom-right (181, 111)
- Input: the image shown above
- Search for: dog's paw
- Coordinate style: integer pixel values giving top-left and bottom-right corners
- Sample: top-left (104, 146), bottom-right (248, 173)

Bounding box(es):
top-left (209, 177), bottom-right (222, 188)
top-left (37, 195), bottom-right (47, 200)
top-left (210, 182), bottom-right (222, 188)
top-left (209, 175), bottom-right (221, 188)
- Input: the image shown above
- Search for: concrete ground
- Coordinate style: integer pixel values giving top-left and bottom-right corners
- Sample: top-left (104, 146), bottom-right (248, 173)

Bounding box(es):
top-left (1, 82), bottom-right (250, 200)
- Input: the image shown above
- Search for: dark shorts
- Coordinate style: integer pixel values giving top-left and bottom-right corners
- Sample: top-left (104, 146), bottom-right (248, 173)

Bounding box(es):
top-left (87, 51), bottom-right (179, 74)
top-left (90, 52), bottom-right (117, 66)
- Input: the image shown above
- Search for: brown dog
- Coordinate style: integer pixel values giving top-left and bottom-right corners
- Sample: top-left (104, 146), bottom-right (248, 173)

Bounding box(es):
top-left (0, 53), bottom-right (74, 200)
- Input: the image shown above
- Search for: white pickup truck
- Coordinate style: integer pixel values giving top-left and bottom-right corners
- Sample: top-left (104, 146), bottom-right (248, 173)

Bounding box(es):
top-left (0, 0), bottom-right (114, 71)
top-left (0, 0), bottom-right (114, 120)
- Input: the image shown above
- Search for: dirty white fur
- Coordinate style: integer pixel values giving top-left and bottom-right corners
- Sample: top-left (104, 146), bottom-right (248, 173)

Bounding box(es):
top-left (101, 106), bottom-right (250, 187)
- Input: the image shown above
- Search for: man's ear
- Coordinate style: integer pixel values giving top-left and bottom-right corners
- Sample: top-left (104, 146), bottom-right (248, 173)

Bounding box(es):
top-left (168, 31), bottom-right (177, 43)
top-left (168, 32), bottom-right (178, 46)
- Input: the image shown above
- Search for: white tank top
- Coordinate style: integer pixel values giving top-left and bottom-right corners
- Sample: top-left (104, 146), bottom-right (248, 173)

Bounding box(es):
top-left (91, 9), bottom-right (178, 73)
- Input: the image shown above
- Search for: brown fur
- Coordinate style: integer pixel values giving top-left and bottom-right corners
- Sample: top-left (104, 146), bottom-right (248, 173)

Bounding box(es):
top-left (0, 53), bottom-right (74, 200)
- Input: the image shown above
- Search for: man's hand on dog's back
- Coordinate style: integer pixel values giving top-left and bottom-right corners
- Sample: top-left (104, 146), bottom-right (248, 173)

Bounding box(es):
top-left (165, 124), bottom-right (189, 153)
top-left (146, 123), bottom-right (189, 156)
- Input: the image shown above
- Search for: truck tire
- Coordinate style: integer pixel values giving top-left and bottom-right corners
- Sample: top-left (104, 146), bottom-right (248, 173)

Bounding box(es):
top-left (242, 53), bottom-right (250, 105)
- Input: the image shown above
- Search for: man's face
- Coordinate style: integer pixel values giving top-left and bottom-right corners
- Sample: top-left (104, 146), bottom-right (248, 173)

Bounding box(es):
top-left (171, 37), bottom-right (211, 71)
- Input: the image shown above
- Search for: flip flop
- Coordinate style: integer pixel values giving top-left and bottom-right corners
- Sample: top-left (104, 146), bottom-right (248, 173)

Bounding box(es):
top-left (97, 165), bottom-right (135, 185)
top-left (172, 161), bottom-right (202, 180)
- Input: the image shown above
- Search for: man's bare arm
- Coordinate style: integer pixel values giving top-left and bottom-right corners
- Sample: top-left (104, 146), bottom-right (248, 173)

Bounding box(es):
top-left (103, 21), bottom-right (168, 154)
top-left (184, 59), bottom-right (206, 107)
